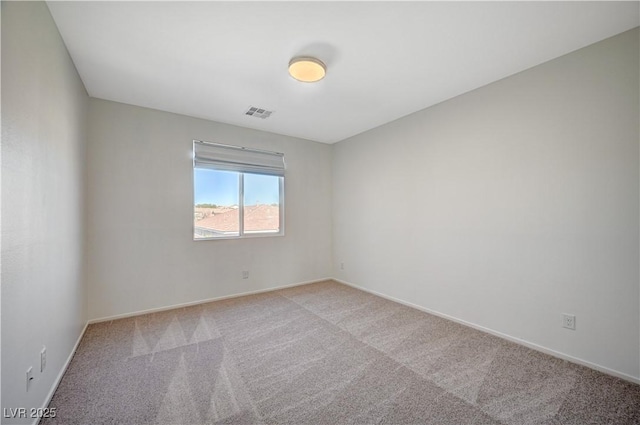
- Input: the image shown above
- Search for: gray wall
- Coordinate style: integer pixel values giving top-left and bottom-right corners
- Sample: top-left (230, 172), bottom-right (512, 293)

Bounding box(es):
top-left (1, 2), bottom-right (89, 423)
top-left (86, 99), bottom-right (332, 320)
top-left (332, 28), bottom-right (640, 379)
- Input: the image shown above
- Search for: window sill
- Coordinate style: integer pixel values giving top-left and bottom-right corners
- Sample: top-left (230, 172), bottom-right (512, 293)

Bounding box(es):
top-left (193, 232), bottom-right (285, 241)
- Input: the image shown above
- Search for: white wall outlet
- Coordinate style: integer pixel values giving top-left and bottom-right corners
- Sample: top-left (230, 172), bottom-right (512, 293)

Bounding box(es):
top-left (562, 314), bottom-right (576, 330)
top-left (26, 367), bottom-right (34, 392)
top-left (242, 270), bottom-right (249, 279)
top-left (41, 346), bottom-right (47, 372)
top-left (340, 262), bottom-right (344, 270)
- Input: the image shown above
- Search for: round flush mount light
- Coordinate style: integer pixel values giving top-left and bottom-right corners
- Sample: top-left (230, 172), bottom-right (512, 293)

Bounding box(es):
top-left (288, 57), bottom-right (326, 83)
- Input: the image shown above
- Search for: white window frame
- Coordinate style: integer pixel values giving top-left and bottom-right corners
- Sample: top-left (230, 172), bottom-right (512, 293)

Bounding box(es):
top-left (193, 140), bottom-right (285, 240)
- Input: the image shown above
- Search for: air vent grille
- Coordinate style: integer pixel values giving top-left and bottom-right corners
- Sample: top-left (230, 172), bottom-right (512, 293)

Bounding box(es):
top-left (245, 106), bottom-right (273, 119)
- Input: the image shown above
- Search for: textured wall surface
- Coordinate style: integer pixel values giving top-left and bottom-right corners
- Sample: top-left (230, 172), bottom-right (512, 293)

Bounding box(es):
top-left (333, 28), bottom-right (640, 379)
top-left (1, 2), bottom-right (89, 422)
top-left (86, 99), bottom-right (332, 320)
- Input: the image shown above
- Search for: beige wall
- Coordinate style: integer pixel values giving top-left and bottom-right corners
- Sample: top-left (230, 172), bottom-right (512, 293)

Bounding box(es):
top-left (1, 2), bottom-right (89, 422)
top-left (86, 99), bottom-right (332, 320)
top-left (332, 28), bottom-right (640, 380)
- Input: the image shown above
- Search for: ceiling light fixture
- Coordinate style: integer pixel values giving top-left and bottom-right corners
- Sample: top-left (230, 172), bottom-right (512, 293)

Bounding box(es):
top-left (288, 57), bottom-right (326, 83)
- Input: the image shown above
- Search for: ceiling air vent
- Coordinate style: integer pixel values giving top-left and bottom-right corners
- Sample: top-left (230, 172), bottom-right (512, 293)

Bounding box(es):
top-left (245, 106), bottom-right (273, 119)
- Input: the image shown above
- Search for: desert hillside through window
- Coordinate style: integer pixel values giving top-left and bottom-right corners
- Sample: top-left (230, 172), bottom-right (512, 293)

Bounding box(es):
top-left (194, 168), bottom-right (282, 239)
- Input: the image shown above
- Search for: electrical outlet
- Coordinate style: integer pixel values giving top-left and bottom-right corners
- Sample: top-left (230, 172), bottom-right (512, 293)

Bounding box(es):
top-left (340, 262), bottom-right (344, 270)
top-left (562, 314), bottom-right (576, 330)
top-left (26, 367), bottom-right (33, 392)
top-left (242, 270), bottom-right (249, 279)
top-left (41, 346), bottom-right (47, 372)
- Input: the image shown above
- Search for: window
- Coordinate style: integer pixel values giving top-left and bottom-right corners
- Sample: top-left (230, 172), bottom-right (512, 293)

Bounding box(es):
top-left (193, 140), bottom-right (284, 239)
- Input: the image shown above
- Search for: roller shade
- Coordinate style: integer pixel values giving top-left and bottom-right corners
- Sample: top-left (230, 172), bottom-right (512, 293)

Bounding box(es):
top-left (193, 140), bottom-right (285, 176)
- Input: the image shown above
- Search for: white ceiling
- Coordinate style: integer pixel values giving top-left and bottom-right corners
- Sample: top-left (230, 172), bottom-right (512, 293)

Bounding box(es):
top-left (47, 1), bottom-right (639, 144)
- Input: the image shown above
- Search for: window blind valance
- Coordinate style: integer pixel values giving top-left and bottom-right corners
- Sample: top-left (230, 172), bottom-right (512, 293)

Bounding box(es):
top-left (193, 140), bottom-right (285, 176)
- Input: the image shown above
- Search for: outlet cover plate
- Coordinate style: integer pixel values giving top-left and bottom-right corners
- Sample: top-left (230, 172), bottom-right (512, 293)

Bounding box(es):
top-left (41, 346), bottom-right (47, 372)
top-left (562, 313), bottom-right (576, 330)
top-left (26, 367), bottom-right (33, 392)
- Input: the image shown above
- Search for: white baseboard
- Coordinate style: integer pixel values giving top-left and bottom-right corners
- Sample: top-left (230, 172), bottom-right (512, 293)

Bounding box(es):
top-left (88, 277), bottom-right (332, 324)
top-left (34, 321), bottom-right (89, 425)
top-left (333, 278), bottom-right (640, 386)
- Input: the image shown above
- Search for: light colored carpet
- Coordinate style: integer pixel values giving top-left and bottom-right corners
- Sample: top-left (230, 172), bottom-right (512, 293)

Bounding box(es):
top-left (43, 280), bottom-right (640, 424)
